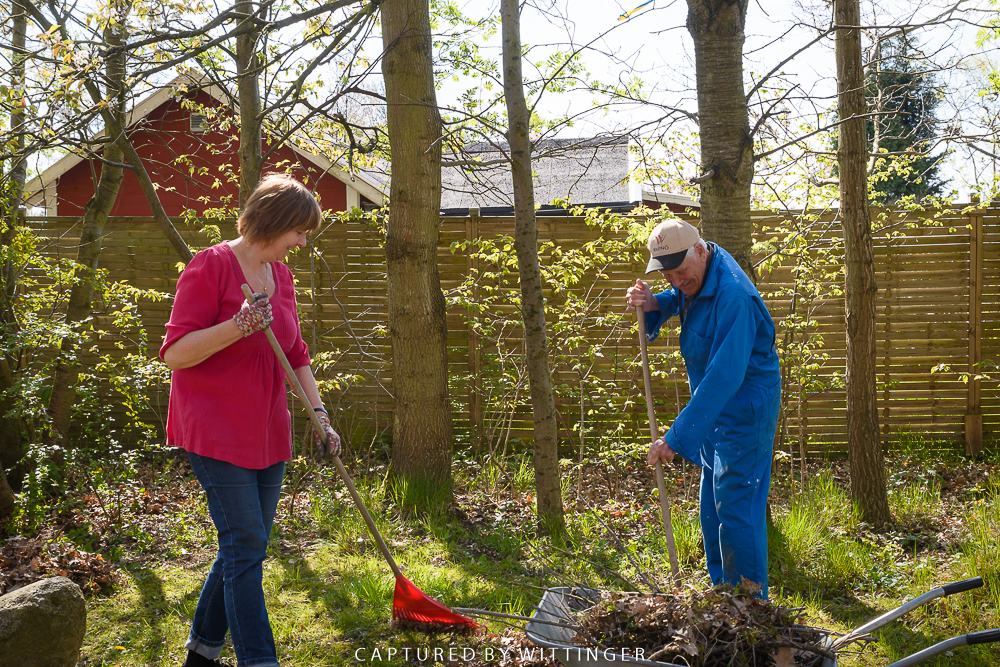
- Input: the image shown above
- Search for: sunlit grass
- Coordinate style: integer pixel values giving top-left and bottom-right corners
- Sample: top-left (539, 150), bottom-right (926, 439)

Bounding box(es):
top-left (889, 481), bottom-right (941, 525)
top-left (670, 508), bottom-right (703, 569)
top-left (960, 482), bottom-right (1000, 618)
top-left (778, 497), bottom-right (828, 564)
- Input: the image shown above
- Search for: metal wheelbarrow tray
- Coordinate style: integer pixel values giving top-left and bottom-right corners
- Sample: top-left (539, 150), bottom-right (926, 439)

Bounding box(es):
top-left (526, 578), bottom-right (999, 667)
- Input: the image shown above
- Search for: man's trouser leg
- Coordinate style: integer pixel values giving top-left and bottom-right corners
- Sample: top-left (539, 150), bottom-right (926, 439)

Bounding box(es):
top-left (698, 438), bottom-right (724, 586)
top-left (713, 387), bottom-right (780, 598)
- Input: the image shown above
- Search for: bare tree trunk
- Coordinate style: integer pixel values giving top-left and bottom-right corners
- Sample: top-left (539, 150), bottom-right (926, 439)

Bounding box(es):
top-left (46, 2), bottom-right (129, 444)
top-left (0, 0), bottom-right (29, 519)
top-left (500, 0), bottom-right (566, 538)
top-left (236, 0), bottom-right (265, 208)
top-left (685, 0), bottom-right (755, 279)
top-left (2, 0), bottom-right (27, 230)
top-left (835, 0), bottom-right (891, 527)
top-left (381, 0), bottom-right (453, 505)
top-left (2, 0), bottom-right (28, 339)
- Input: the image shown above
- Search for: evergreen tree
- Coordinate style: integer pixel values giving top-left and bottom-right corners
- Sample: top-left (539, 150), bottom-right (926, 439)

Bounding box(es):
top-left (866, 35), bottom-right (948, 203)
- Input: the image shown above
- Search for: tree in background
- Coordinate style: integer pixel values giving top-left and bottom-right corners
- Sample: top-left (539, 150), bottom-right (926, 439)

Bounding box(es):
top-left (235, 0), bottom-right (266, 207)
top-left (499, 0), bottom-right (565, 538)
top-left (684, 0), bottom-right (755, 279)
top-left (834, 0), bottom-right (891, 528)
top-left (432, 2), bottom-right (621, 530)
top-left (865, 34), bottom-right (948, 203)
top-left (381, 0), bottom-right (454, 505)
top-left (0, 0), bottom-right (29, 519)
top-left (46, 0), bottom-right (130, 445)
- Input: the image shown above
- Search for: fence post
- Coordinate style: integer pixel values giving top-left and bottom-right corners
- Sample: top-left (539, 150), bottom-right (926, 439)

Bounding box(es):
top-left (467, 209), bottom-right (482, 452)
top-left (881, 234), bottom-right (893, 450)
top-left (966, 202), bottom-right (983, 455)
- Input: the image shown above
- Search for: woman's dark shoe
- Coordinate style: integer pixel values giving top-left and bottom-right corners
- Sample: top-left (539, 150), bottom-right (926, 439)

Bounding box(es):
top-left (182, 650), bottom-right (232, 667)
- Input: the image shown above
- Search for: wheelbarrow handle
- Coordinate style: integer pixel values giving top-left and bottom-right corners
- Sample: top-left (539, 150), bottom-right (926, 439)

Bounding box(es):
top-left (885, 628), bottom-right (1000, 667)
top-left (941, 576), bottom-right (984, 596)
top-left (833, 577), bottom-right (983, 650)
top-left (969, 629), bottom-right (1000, 645)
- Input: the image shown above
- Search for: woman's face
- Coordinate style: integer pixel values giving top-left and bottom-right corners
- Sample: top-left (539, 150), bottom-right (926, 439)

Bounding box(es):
top-left (260, 228), bottom-right (309, 262)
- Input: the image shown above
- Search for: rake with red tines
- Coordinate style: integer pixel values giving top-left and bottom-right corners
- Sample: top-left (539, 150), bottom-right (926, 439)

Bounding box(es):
top-left (333, 454), bottom-right (480, 634)
top-left (241, 285), bottom-right (480, 634)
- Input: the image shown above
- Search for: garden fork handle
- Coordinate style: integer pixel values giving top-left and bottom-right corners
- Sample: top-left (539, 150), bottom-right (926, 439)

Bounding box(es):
top-left (636, 303), bottom-right (681, 586)
top-left (240, 284), bottom-right (403, 579)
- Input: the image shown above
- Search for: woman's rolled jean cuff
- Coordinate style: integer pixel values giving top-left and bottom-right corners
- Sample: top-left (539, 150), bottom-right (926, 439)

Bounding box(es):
top-left (185, 634), bottom-right (225, 659)
top-left (185, 637), bottom-right (280, 667)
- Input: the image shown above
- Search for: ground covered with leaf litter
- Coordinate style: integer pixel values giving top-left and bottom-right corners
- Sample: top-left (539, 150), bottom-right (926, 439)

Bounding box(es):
top-left (460, 584), bottom-right (834, 667)
top-left (0, 534), bottom-right (115, 595)
top-left (569, 585), bottom-right (832, 667)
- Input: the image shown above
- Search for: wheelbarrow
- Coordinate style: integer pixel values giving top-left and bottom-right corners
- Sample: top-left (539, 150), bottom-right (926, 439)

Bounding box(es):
top-left (526, 578), bottom-right (999, 667)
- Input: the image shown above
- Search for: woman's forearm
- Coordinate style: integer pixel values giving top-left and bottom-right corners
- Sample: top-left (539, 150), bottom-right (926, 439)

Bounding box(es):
top-left (162, 319), bottom-right (244, 369)
top-left (292, 365), bottom-right (323, 410)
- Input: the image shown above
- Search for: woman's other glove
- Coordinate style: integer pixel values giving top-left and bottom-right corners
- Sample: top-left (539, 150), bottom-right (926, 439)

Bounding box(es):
top-left (233, 293), bottom-right (273, 337)
top-left (312, 410), bottom-right (341, 458)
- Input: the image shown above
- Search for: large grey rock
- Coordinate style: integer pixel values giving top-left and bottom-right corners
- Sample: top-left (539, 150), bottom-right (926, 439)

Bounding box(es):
top-left (0, 576), bottom-right (86, 667)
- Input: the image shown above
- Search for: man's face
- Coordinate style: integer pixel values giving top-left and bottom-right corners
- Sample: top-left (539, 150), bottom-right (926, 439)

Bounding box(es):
top-left (659, 244), bottom-right (708, 296)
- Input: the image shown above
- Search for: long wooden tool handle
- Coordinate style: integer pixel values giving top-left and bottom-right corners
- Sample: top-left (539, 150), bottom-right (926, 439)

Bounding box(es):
top-left (636, 304), bottom-right (681, 585)
top-left (241, 284), bottom-right (402, 578)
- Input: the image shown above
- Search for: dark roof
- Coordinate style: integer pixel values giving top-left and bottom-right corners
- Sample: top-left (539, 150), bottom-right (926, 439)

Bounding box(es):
top-left (440, 136), bottom-right (630, 209)
top-left (440, 201), bottom-right (638, 217)
top-left (459, 136), bottom-right (628, 153)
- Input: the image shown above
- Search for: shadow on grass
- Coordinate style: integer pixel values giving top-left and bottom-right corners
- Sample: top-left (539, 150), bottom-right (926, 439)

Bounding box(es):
top-left (265, 548), bottom-right (497, 667)
top-left (85, 563), bottom-right (196, 665)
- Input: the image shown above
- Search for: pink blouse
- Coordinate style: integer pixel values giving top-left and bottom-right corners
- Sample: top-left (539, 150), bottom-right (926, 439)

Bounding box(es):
top-left (159, 242), bottom-right (310, 469)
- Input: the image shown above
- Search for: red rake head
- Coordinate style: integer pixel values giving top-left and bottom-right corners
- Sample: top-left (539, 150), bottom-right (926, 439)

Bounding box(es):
top-left (392, 575), bottom-right (480, 632)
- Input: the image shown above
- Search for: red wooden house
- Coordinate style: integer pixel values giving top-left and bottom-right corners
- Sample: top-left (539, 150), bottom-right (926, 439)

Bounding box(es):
top-left (25, 71), bottom-right (385, 217)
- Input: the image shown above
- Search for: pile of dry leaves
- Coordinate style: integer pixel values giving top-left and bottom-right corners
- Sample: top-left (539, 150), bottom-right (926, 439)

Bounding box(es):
top-left (572, 584), bottom-right (833, 667)
top-left (0, 535), bottom-right (115, 595)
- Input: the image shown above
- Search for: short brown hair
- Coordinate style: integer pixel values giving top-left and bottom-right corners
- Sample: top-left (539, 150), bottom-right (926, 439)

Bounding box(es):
top-left (237, 173), bottom-right (323, 245)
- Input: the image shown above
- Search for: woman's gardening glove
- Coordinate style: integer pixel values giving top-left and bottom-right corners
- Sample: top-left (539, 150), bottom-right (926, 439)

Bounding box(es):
top-left (233, 293), bottom-right (273, 337)
top-left (312, 409), bottom-right (341, 457)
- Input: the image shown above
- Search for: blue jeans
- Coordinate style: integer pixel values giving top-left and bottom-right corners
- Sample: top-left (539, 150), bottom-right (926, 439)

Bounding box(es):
top-left (186, 452), bottom-right (285, 667)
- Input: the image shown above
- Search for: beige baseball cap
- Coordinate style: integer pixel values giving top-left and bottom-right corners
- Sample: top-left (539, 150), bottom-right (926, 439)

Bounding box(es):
top-left (645, 219), bottom-right (700, 273)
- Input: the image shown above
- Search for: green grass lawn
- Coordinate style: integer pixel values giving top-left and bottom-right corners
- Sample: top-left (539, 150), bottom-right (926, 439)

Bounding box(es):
top-left (32, 439), bottom-right (999, 666)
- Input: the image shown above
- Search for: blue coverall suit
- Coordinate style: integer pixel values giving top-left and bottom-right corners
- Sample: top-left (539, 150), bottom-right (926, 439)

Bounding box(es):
top-left (643, 243), bottom-right (781, 598)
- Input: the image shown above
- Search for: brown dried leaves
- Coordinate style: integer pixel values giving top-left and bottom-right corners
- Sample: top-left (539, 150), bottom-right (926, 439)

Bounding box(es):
top-left (0, 536), bottom-right (115, 595)
top-left (572, 585), bottom-right (829, 667)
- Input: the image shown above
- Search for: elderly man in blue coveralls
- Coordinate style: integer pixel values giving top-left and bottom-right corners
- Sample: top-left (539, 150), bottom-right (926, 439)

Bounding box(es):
top-left (626, 219), bottom-right (781, 598)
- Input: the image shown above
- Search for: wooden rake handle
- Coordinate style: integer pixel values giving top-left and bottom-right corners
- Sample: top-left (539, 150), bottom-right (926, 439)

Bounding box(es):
top-left (240, 283), bottom-right (402, 578)
top-left (635, 303), bottom-right (681, 585)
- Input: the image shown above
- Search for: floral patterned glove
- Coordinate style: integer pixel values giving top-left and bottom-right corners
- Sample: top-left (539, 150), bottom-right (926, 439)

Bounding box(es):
top-left (233, 293), bottom-right (273, 337)
top-left (312, 409), bottom-right (341, 458)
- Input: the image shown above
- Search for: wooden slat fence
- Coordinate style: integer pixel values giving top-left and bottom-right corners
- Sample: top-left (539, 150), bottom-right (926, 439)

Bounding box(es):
top-left (25, 203), bottom-right (999, 456)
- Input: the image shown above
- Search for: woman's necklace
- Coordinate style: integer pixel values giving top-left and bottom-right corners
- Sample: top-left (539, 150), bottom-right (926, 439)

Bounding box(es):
top-left (235, 242), bottom-right (272, 294)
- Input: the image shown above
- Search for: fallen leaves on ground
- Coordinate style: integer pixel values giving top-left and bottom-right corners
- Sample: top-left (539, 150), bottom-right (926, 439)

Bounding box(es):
top-left (572, 583), bottom-right (831, 667)
top-left (0, 535), bottom-right (115, 595)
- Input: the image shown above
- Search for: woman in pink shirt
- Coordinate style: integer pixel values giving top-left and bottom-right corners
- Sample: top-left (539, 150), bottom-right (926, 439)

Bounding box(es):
top-left (160, 174), bottom-right (339, 667)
